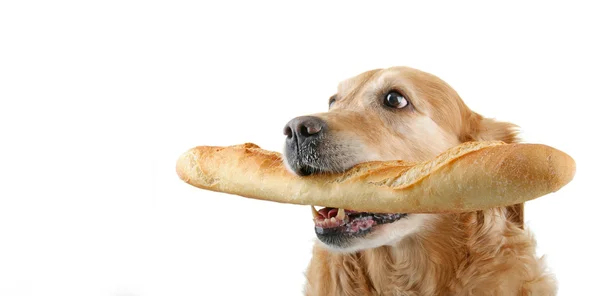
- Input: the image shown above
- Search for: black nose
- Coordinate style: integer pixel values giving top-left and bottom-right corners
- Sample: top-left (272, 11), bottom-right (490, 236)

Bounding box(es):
top-left (283, 116), bottom-right (326, 145)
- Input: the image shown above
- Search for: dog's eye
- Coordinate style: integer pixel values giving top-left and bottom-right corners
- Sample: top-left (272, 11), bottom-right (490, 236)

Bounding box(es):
top-left (384, 91), bottom-right (409, 109)
top-left (328, 96), bottom-right (336, 109)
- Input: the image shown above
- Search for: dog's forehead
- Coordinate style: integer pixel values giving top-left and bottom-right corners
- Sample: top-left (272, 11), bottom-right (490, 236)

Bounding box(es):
top-left (336, 69), bottom-right (381, 98)
top-left (336, 67), bottom-right (418, 99)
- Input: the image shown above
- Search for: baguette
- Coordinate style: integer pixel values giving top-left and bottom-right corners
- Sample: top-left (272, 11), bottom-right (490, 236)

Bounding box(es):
top-left (175, 141), bottom-right (575, 213)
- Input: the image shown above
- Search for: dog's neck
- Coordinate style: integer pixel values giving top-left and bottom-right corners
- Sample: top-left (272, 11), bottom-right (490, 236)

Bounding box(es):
top-left (304, 209), bottom-right (551, 296)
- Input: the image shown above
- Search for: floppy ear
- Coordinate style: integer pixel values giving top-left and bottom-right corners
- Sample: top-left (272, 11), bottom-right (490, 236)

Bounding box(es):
top-left (461, 113), bottom-right (520, 144)
top-left (462, 113), bottom-right (524, 228)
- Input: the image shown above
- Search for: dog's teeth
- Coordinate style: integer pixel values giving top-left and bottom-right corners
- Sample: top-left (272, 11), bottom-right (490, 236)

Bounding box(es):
top-left (336, 208), bottom-right (345, 220)
top-left (311, 205), bottom-right (319, 219)
top-left (330, 217), bottom-right (336, 223)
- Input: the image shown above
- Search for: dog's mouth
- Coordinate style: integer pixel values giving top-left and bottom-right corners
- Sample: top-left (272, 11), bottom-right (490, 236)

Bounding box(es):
top-left (311, 206), bottom-right (408, 236)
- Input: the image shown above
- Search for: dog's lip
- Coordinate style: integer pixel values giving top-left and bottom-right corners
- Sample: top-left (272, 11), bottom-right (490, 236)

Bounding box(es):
top-left (312, 206), bottom-right (408, 235)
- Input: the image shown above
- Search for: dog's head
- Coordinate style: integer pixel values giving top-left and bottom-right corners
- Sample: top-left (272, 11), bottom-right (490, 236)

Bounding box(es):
top-left (283, 67), bottom-right (519, 252)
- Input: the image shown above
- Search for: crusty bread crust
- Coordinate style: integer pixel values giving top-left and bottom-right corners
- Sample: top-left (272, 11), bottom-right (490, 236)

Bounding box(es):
top-left (176, 141), bottom-right (575, 213)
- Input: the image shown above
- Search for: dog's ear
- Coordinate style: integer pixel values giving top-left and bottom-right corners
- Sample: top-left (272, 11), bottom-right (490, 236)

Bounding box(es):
top-left (461, 113), bottom-right (520, 144)
top-left (462, 113), bottom-right (524, 228)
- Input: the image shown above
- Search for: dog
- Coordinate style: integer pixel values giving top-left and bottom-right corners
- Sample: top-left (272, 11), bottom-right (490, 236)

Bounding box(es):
top-left (282, 67), bottom-right (556, 295)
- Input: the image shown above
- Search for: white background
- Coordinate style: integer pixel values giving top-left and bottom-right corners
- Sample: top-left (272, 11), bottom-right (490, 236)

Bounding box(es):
top-left (1, 1), bottom-right (598, 295)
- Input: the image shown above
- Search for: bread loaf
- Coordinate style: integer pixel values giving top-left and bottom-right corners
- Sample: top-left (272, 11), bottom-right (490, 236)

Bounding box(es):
top-left (175, 141), bottom-right (575, 213)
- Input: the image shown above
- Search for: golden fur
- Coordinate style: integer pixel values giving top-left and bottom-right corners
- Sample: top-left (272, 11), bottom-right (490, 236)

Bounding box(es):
top-left (298, 67), bottom-right (556, 295)
top-left (305, 209), bottom-right (556, 295)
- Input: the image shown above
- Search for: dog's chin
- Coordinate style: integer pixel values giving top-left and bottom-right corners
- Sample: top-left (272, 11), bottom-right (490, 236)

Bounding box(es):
top-left (314, 209), bottom-right (408, 252)
top-left (315, 213), bottom-right (436, 253)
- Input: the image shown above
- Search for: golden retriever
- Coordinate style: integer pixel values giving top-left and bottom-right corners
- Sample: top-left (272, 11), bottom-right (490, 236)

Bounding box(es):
top-left (282, 67), bottom-right (556, 295)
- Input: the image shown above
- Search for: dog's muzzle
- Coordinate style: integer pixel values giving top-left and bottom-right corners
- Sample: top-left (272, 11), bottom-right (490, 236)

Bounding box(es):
top-left (283, 116), bottom-right (327, 176)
